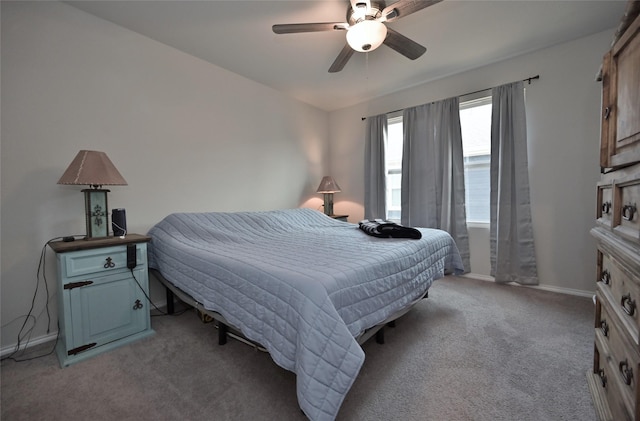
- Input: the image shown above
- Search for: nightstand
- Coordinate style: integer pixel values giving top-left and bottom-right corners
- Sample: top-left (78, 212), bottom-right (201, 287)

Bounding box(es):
top-left (330, 215), bottom-right (349, 222)
top-left (49, 234), bottom-right (154, 367)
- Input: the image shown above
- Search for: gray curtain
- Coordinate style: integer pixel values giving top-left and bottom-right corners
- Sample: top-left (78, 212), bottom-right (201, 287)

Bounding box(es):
top-left (364, 114), bottom-right (388, 219)
top-left (490, 81), bottom-right (538, 285)
top-left (401, 97), bottom-right (470, 272)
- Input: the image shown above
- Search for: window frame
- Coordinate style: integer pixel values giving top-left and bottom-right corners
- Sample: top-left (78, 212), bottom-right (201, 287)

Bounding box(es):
top-left (460, 95), bottom-right (492, 225)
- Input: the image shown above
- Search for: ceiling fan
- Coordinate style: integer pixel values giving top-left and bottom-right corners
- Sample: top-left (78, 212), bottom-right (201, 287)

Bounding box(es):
top-left (272, 0), bottom-right (443, 73)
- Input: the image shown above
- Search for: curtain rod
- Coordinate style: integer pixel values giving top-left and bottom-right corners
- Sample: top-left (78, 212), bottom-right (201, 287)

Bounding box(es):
top-left (361, 74), bottom-right (540, 121)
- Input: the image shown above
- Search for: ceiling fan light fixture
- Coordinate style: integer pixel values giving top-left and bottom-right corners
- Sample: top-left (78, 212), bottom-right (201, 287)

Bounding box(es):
top-left (346, 20), bottom-right (387, 52)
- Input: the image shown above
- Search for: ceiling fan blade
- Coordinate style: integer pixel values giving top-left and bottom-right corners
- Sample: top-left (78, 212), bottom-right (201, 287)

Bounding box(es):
top-left (383, 27), bottom-right (426, 60)
top-left (382, 0), bottom-right (443, 22)
top-left (272, 22), bottom-right (348, 34)
top-left (328, 44), bottom-right (355, 73)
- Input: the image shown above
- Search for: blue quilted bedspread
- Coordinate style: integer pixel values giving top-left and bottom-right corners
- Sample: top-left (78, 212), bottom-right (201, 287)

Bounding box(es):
top-left (147, 208), bottom-right (463, 421)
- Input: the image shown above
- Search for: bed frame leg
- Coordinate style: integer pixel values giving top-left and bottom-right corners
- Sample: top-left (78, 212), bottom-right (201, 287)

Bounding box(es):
top-left (166, 287), bottom-right (175, 315)
top-left (218, 322), bottom-right (228, 345)
top-left (376, 327), bottom-right (385, 344)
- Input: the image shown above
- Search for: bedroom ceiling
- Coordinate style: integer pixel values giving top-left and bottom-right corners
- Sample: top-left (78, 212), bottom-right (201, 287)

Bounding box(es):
top-left (65, 0), bottom-right (626, 112)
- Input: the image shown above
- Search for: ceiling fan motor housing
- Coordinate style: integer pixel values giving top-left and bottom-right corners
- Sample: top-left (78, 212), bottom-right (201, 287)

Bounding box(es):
top-left (347, 1), bottom-right (385, 25)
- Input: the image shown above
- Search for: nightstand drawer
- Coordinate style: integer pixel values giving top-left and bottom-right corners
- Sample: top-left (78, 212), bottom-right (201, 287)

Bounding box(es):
top-left (61, 244), bottom-right (146, 278)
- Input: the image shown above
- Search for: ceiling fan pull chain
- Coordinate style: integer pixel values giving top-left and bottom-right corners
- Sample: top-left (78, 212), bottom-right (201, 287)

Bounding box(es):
top-left (366, 51), bottom-right (369, 79)
top-left (365, 51), bottom-right (371, 94)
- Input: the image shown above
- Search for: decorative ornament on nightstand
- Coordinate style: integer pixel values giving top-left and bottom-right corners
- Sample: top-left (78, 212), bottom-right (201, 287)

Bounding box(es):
top-left (316, 176), bottom-right (341, 216)
top-left (57, 150), bottom-right (128, 239)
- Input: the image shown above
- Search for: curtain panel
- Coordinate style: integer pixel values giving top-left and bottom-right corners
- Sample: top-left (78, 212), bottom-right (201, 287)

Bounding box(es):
top-left (490, 81), bottom-right (538, 285)
top-left (401, 97), bottom-right (470, 272)
top-left (364, 114), bottom-right (388, 219)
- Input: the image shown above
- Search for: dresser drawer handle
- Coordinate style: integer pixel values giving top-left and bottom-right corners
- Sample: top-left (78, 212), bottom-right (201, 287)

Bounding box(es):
top-left (103, 257), bottom-right (116, 269)
top-left (598, 369), bottom-right (607, 387)
top-left (622, 204), bottom-right (637, 221)
top-left (619, 359), bottom-right (634, 386)
top-left (600, 320), bottom-right (609, 337)
top-left (600, 269), bottom-right (610, 285)
top-left (602, 201), bottom-right (611, 215)
top-left (621, 293), bottom-right (636, 316)
top-left (603, 106), bottom-right (610, 120)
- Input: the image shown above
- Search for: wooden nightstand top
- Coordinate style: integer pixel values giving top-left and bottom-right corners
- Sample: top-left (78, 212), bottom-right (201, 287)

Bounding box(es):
top-left (49, 233), bottom-right (151, 254)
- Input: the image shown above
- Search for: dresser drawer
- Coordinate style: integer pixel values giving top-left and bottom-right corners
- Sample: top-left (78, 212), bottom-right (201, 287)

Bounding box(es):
top-left (597, 292), bottom-right (640, 418)
top-left (614, 173), bottom-right (640, 244)
top-left (594, 338), bottom-right (634, 421)
top-left (60, 244), bottom-right (147, 279)
top-left (598, 182), bottom-right (614, 228)
top-left (599, 250), bottom-right (640, 347)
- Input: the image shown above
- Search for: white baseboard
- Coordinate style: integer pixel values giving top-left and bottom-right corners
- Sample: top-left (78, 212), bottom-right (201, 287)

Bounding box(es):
top-left (459, 273), bottom-right (595, 298)
top-left (1, 296), bottom-right (171, 358)
top-left (459, 273), bottom-right (494, 282)
top-left (1, 332), bottom-right (58, 358)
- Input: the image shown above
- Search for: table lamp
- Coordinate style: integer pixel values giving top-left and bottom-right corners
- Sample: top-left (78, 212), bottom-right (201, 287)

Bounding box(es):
top-left (57, 150), bottom-right (128, 239)
top-left (316, 176), bottom-right (341, 216)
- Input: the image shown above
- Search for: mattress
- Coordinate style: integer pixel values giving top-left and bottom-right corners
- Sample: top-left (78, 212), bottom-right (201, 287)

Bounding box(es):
top-left (147, 208), bottom-right (463, 421)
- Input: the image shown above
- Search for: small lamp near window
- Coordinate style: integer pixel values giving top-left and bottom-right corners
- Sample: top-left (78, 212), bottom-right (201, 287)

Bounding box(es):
top-left (57, 150), bottom-right (128, 239)
top-left (316, 176), bottom-right (341, 216)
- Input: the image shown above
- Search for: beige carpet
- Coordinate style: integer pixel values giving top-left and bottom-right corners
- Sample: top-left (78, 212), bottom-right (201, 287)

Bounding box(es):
top-left (1, 275), bottom-right (596, 421)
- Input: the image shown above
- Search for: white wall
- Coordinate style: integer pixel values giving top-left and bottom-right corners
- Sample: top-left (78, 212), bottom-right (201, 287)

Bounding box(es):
top-left (328, 29), bottom-right (614, 294)
top-left (1, 2), bottom-right (329, 349)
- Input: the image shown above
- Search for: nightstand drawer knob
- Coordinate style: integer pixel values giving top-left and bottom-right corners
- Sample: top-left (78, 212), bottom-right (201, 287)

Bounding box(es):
top-left (600, 320), bottom-right (609, 337)
top-left (621, 293), bottom-right (636, 316)
top-left (619, 359), bottom-right (634, 386)
top-left (104, 257), bottom-right (116, 269)
top-left (133, 299), bottom-right (144, 310)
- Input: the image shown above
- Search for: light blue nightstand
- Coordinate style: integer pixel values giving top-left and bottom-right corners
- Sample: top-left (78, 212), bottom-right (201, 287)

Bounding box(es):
top-left (49, 234), bottom-right (154, 367)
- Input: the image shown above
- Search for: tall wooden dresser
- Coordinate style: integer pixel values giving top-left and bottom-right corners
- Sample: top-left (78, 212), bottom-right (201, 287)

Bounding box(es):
top-left (588, 5), bottom-right (640, 420)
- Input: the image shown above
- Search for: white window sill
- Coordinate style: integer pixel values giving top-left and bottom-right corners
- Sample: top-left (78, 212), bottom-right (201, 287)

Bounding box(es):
top-left (467, 221), bottom-right (489, 229)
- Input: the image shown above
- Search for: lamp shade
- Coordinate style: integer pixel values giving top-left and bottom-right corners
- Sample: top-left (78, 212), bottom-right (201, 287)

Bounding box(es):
top-left (57, 150), bottom-right (128, 187)
top-left (316, 176), bottom-right (341, 193)
top-left (346, 20), bottom-right (388, 52)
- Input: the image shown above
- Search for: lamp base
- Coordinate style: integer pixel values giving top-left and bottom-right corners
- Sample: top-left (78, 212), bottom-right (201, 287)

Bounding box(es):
top-left (82, 189), bottom-right (110, 239)
top-left (323, 193), bottom-right (334, 216)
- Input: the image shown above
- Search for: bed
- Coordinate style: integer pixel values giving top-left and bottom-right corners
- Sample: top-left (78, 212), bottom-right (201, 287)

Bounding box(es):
top-left (147, 208), bottom-right (464, 421)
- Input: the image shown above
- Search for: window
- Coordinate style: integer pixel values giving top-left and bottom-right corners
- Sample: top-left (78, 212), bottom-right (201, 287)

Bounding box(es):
top-left (385, 116), bottom-right (403, 221)
top-left (460, 96), bottom-right (492, 224)
top-left (383, 97), bottom-right (492, 224)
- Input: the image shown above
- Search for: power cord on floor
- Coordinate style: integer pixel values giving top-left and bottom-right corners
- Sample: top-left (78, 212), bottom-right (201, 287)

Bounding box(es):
top-left (0, 236), bottom-right (76, 363)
